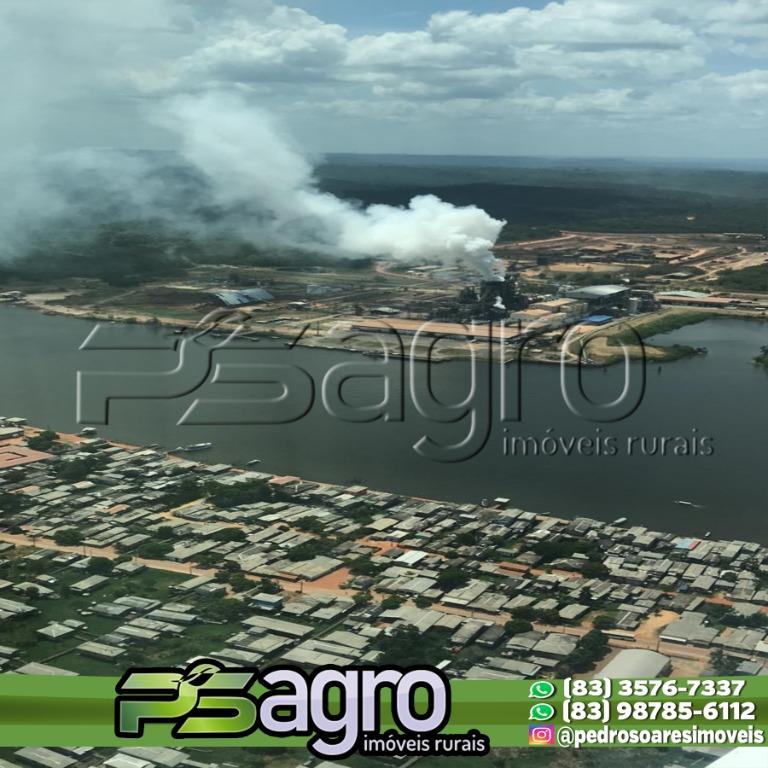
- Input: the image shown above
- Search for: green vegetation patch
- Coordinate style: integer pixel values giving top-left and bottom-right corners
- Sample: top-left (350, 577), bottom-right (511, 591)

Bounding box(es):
top-left (718, 263), bottom-right (768, 292)
top-left (606, 311), bottom-right (715, 347)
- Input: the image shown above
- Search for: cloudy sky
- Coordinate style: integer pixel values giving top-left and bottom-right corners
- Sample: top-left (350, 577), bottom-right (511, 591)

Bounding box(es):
top-left (3, 0), bottom-right (768, 159)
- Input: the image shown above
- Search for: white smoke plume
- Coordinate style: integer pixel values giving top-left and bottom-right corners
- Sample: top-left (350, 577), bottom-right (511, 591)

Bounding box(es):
top-left (156, 92), bottom-right (506, 274)
top-left (0, 0), bottom-right (506, 276)
top-left (1, 92), bottom-right (505, 276)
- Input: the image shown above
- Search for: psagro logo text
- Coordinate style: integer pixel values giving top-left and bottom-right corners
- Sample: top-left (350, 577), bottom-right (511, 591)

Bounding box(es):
top-left (115, 659), bottom-right (489, 759)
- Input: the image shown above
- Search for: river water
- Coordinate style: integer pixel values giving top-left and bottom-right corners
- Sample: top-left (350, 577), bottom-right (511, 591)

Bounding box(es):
top-left (1, 305), bottom-right (767, 541)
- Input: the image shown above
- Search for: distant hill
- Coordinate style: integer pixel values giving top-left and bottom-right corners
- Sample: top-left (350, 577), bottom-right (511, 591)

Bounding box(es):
top-left (318, 172), bottom-right (768, 241)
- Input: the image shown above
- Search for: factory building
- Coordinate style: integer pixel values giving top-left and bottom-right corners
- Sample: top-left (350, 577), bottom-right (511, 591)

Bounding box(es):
top-left (209, 288), bottom-right (274, 307)
top-left (455, 270), bottom-right (530, 321)
top-left (351, 318), bottom-right (524, 345)
top-left (506, 309), bottom-right (570, 331)
top-left (656, 291), bottom-right (735, 309)
top-left (529, 298), bottom-right (587, 319)
top-left (564, 285), bottom-right (630, 311)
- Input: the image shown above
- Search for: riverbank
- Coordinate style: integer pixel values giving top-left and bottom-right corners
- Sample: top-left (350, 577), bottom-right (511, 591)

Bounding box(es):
top-left (14, 293), bottom-right (735, 367)
top-left (564, 308), bottom-right (715, 364)
top-left (605, 309), bottom-right (716, 361)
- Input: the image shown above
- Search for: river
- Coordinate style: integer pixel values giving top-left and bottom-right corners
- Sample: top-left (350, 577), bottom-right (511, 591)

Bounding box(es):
top-left (1, 305), bottom-right (767, 541)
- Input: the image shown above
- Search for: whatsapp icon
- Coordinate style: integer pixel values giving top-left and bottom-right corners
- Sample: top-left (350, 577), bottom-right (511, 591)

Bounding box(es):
top-left (529, 681), bottom-right (556, 699)
top-left (529, 703), bottom-right (556, 721)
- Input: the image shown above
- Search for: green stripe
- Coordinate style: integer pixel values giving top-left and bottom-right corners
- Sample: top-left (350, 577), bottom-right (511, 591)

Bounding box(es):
top-left (0, 676), bottom-right (762, 748)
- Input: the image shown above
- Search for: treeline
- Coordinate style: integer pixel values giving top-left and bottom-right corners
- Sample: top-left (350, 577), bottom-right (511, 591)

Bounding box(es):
top-left (1, 222), bottom-right (372, 288)
top-left (319, 158), bottom-right (768, 201)
top-left (320, 168), bottom-right (768, 241)
top-left (1, 222), bottom-right (194, 287)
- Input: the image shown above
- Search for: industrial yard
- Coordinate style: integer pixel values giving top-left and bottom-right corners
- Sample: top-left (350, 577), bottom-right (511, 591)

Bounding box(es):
top-left (4, 230), bottom-right (768, 367)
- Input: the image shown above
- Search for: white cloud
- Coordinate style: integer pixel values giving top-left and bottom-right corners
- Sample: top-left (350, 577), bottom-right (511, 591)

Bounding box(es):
top-left (2, 0), bottom-right (768, 157)
top-left (347, 31), bottom-right (468, 70)
top-left (703, 1), bottom-right (768, 40)
top-left (428, 3), bottom-right (696, 50)
top-left (162, 0), bottom-right (714, 112)
top-left (177, 7), bottom-right (348, 85)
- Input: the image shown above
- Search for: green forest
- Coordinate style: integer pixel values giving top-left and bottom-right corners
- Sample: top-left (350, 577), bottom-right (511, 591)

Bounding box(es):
top-left (3, 157), bottom-right (768, 285)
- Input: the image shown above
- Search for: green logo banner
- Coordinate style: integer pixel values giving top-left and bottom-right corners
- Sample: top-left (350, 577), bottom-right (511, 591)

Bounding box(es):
top-left (0, 667), bottom-right (766, 756)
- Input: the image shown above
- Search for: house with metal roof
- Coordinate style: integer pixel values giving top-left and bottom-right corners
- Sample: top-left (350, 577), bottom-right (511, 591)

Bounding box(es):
top-left (596, 649), bottom-right (671, 679)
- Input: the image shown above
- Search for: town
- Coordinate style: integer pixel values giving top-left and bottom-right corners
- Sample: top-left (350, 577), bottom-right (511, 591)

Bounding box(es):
top-left (0, 418), bottom-right (765, 768)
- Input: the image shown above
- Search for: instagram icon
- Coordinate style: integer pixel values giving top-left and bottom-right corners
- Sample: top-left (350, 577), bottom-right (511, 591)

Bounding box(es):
top-left (528, 725), bottom-right (556, 746)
